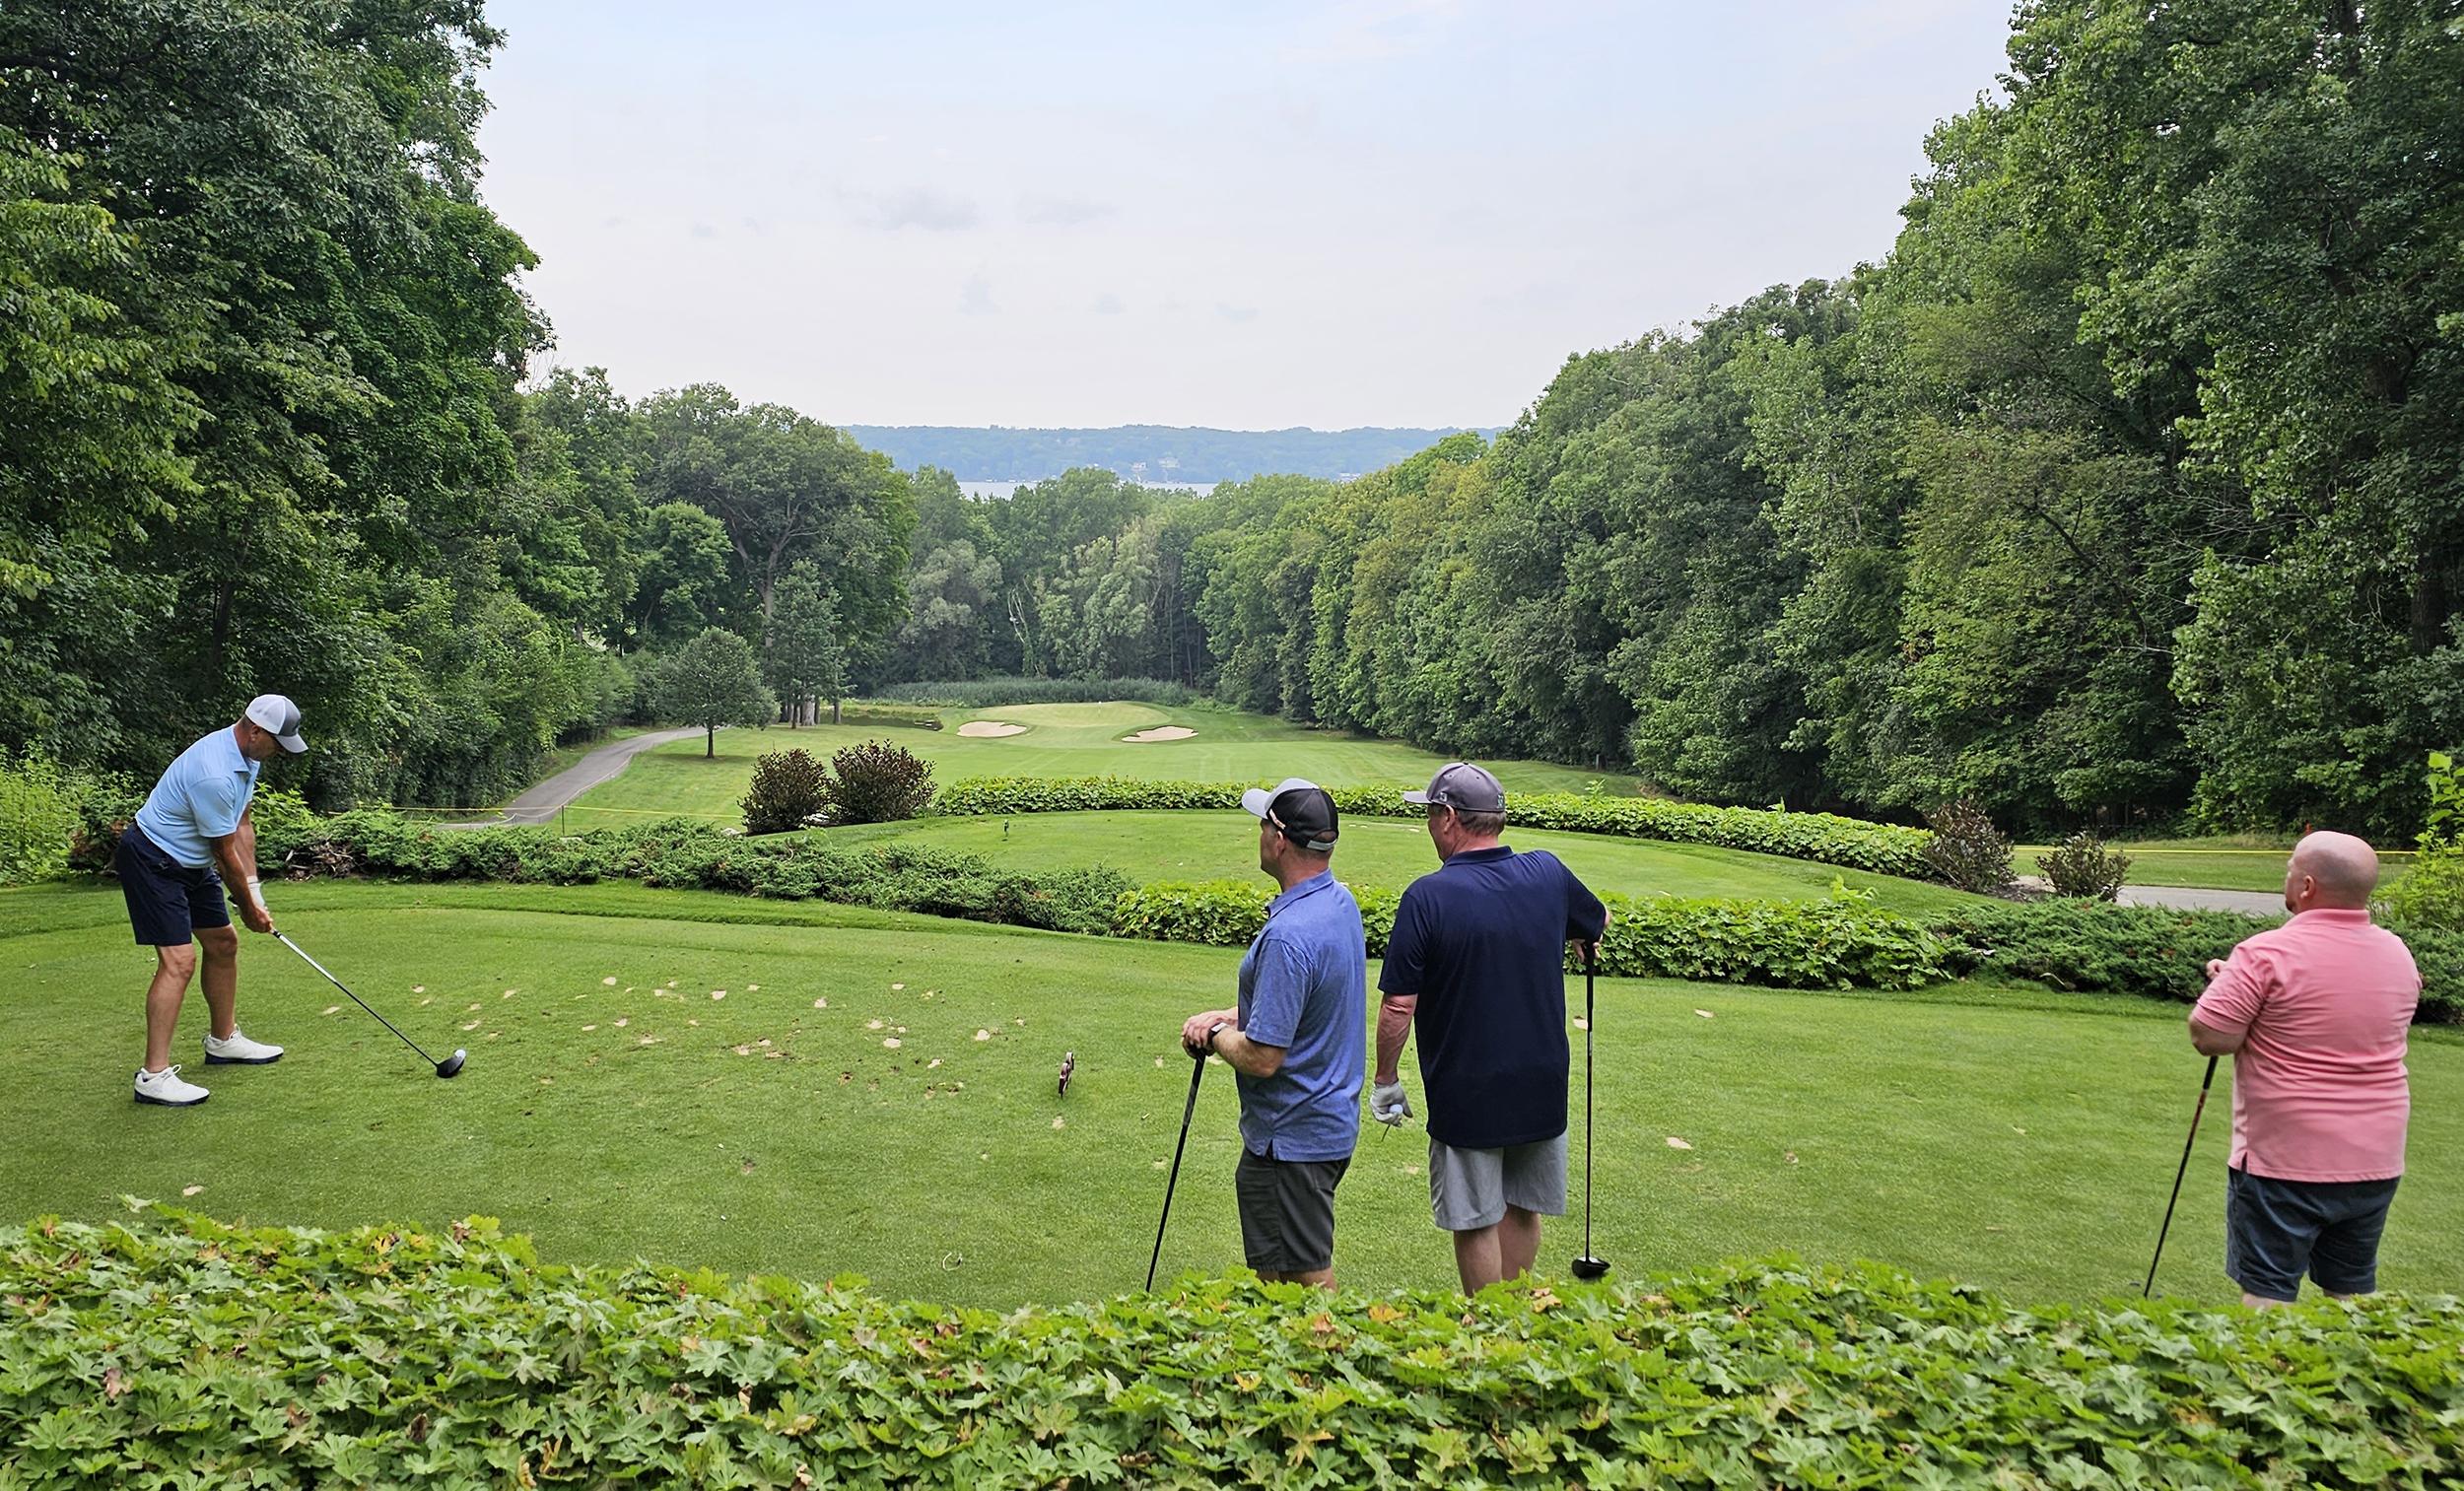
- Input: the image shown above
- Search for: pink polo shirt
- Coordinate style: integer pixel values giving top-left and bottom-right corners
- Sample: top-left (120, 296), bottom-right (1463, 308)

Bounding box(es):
top-left (2191, 908), bottom-right (2419, 1183)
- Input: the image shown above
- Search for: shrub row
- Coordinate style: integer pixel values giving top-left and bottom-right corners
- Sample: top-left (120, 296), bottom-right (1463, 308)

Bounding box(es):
top-left (873, 676), bottom-right (1194, 708)
top-left (1116, 883), bottom-right (1956, 990)
top-left (936, 777), bottom-right (1938, 879)
top-left (6, 1207), bottom-right (2459, 1488)
top-left (1927, 901), bottom-right (2464, 1023)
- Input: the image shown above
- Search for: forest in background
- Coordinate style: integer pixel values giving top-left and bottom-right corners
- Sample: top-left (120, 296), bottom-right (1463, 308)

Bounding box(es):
top-left (5, 1), bottom-right (2458, 834)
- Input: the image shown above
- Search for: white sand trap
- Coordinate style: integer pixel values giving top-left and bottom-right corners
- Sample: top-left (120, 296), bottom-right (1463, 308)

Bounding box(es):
top-left (1122, 725), bottom-right (1197, 742)
top-left (956, 720), bottom-right (1028, 738)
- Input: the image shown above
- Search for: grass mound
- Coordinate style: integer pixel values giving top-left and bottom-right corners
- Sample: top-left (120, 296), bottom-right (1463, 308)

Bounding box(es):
top-left (7, 1206), bottom-right (2458, 1488)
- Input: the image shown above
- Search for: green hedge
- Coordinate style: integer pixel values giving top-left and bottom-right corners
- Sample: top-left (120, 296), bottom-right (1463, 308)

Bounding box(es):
top-left (1931, 902), bottom-right (2464, 1024)
top-left (6, 1207), bottom-right (2459, 1488)
top-left (936, 776), bottom-right (1937, 880)
top-left (1116, 883), bottom-right (1954, 990)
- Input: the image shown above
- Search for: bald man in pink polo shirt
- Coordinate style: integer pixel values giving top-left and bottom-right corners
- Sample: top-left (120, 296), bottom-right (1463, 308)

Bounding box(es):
top-left (2189, 832), bottom-right (2420, 1308)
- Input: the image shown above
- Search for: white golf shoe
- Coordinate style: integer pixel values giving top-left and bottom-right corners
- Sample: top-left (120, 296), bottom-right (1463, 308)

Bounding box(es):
top-left (205, 1029), bottom-right (284, 1064)
top-left (134, 1064), bottom-right (210, 1107)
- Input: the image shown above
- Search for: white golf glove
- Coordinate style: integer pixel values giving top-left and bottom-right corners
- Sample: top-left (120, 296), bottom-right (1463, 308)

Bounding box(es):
top-left (1371, 1079), bottom-right (1413, 1126)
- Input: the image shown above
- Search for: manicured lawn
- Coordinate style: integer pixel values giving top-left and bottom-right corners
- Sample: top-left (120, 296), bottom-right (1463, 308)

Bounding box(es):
top-left (564, 700), bottom-right (1642, 829)
top-left (2019, 836), bottom-right (2419, 894)
top-left (823, 809), bottom-right (1985, 915)
top-left (9, 879), bottom-right (2458, 1309)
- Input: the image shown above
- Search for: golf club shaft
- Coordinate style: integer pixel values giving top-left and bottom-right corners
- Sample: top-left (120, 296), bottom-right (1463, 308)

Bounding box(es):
top-left (275, 931), bottom-right (442, 1066)
top-left (2142, 1052), bottom-right (2220, 1297)
top-left (1583, 952), bottom-right (1597, 1258)
top-left (1146, 1050), bottom-right (1206, 1292)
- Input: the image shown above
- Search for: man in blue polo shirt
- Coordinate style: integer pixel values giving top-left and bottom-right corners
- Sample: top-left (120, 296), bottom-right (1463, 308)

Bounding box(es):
top-left (1375, 762), bottom-right (1608, 1292)
top-left (1177, 778), bottom-right (1366, 1287)
top-left (119, 695), bottom-right (307, 1107)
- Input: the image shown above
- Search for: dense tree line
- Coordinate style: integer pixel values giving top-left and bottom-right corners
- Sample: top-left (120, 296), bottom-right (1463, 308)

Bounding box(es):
top-left (1, 1), bottom-right (911, 807)
top-left (880, 1), bottom-right (2462, 837)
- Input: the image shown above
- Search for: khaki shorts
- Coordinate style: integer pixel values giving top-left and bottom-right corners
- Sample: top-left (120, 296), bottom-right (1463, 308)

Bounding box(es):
top-left (1428, 1131), bottom-right (1567, 1232)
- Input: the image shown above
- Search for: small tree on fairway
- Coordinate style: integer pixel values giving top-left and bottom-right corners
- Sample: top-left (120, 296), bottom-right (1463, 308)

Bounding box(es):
top-left (763, 561), bottom-right (845, 726)
top-left (657, 628), bottom-right (773, 758)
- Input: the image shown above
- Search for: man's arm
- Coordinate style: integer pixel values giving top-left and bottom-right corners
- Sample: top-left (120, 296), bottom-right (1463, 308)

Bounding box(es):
top-left (209, 803), bottom-right (272, 933)
top-left (1374, 993), bottom-right (1416, 1083)
top-left (2187, 1014), bottom-right (2245, 1056)
top-left (2188, 950), bottom-right (2262, 1056)
top-left (1205, 1025), bottom-right (1286, 1078)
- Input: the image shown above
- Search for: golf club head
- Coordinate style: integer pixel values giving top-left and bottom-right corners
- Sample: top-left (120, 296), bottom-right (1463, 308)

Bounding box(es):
top-left (436, 1049), bottom-right (467, 1079)
top-left (1570, 1255), bottom-right (1610, 1281)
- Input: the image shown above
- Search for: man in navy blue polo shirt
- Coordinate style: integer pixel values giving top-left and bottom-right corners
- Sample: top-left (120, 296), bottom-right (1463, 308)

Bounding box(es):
top-left (1375, 762), bottom-right (1608, 1292)
top-left (1178, 778), bottom-right (1366, 1287)
top-left (119, 695), bottom-right (307, 1107)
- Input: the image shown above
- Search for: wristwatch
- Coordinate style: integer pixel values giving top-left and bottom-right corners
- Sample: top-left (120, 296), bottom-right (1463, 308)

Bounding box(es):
top-left (1205, 1021), bottom-right (1228, 1050)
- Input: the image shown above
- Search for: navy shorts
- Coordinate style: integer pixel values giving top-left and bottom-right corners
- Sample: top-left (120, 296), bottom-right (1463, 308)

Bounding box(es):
top-left (118, 823), bottom-right (233, 946)
top-left (2225, 1164), bottom-right (2400, 1302)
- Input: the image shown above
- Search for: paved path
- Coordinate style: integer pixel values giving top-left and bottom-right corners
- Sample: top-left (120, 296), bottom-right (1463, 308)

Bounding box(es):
top-left (441, 726), bottom-right (716, 829)
top-left (2019, 877), bottom-right (2284, 916)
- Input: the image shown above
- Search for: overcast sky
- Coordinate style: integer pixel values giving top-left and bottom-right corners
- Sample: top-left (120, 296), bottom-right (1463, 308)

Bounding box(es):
top-left (475, 1), bottom-right (2014, 431)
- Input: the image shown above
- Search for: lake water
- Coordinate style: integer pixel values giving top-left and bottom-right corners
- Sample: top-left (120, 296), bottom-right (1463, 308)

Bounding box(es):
top-left (959, 479), bottom-right (1214, 500)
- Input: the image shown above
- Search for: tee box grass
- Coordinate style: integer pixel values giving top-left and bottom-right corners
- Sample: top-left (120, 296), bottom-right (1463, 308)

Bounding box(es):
top-left (6, 878), bottom-right (2457, 1310)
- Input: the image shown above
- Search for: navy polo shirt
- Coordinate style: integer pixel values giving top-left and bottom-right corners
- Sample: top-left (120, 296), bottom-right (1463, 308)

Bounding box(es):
top-left (1379, 847), bottom-right (1608, 1149)
top-left (1234, 870), bottom-right (1368, 1162)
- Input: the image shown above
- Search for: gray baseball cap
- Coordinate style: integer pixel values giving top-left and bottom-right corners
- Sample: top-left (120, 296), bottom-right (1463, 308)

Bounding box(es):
top-left (1241, 777), bottom-right (1339, 852)
top-left (244, 694), bottom-right (308, 753)
top-left (1403, 761), bottom-right (1504, 814)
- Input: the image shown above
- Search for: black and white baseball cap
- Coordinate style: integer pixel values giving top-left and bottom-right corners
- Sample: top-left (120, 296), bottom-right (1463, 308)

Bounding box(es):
top-left (1241, 777), bottom-right (1339, 852)
top-left (1403, 761), bottom-right (1504, 814)
top-left (244, 694), bottom-right (308, 753)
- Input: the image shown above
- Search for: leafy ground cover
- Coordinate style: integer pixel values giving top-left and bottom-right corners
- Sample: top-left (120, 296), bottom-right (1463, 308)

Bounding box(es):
top-left (6, 880), bottom-right (2460, 1309)
top-left (6, 1209), bottom-right (2458, 1489)
top-left (562, 701), bottom-right (1641, 828)
top-left (824, 810), bottom-right (1979, 915)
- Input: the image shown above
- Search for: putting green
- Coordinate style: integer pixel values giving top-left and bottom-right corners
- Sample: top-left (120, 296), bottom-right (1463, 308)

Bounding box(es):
top-left (7, 879), bottom-right (2458, 1308)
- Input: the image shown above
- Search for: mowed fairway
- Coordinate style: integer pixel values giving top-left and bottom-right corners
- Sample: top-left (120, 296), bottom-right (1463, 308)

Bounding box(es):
top-left (827, 810), bottom-right (1984, 914)
top-left (560, 700), bottom-right (1642, 828)
top-left (8, 879), bottom-right (2459, 1309)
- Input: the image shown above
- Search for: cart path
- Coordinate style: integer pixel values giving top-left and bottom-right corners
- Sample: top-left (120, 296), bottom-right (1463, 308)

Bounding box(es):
top-left (440, 727), bottom-right (717, 828)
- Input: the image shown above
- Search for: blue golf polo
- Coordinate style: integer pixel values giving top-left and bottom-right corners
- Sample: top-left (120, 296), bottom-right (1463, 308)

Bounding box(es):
top-left (1234, 870), bottom-right (1367, 1162)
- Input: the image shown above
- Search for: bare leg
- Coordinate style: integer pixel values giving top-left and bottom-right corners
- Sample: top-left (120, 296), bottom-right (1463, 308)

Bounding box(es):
top-left (2242, 1291), bottom-right (2291, 1310)
top-left (1259, 1268), bottom-right (1335, 1289)
top-left (143, 943), bottom-right (201, 1071)
top-left (1498, 1206), bottom-right (1542, 1280)
top-left (197, 924), bottom-right (240, 1041)
top-left (1454, 1224), bottom-right (1506, 1293)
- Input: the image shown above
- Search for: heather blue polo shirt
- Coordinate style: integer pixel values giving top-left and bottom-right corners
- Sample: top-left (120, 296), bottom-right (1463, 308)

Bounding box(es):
top-left (134, 727), bottom-right (260, 869)
top-left (1234, 870), bottom-right (1368, 1162)
top-left (1380, 847), bottom-right (1608, 1149)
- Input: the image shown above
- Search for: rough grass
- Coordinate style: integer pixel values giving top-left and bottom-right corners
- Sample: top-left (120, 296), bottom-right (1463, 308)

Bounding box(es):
top-left (7, 879), bottom-right (2457, 1309)
top-left (564, 701), bottom-right (1642, 828)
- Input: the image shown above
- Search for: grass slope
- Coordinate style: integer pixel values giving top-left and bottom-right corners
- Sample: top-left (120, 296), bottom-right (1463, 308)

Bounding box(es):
top-left (566, 700), bottom-right (1639, 828)
top-left (2019, 836), bottom-right (2420, 894)
top-left (8, 880), bottom-right (2457, 1310)
top-left (824, 809), bottom-right (1983, 915)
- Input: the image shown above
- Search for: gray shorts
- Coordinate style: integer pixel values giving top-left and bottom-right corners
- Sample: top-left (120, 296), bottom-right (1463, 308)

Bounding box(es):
top-left (1428, 1131), bottom-right (1567, 1232)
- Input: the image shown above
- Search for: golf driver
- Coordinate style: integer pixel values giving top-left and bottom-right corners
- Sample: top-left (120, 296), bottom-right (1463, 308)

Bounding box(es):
top-left (2142, 1053), bottom-right (2219, 1296)
top-left (1571, 946), bottom-right (1609, 1282)
top-left (1144, 1047), bottom-right (1207, 1291)
top-left (274, 930), bottom-right (466, 1079)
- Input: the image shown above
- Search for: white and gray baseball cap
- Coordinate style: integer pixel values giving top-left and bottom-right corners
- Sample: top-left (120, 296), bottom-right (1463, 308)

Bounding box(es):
top-left (1241, 777), bottom-right (1339, 852)
top-left (1403, 761), bottom-right (1504, 813)
top-left (244, 694), bottom-right (308, 753)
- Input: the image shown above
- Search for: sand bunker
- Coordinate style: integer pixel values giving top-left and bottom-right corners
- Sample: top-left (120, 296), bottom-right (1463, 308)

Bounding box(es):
top-left (956, 720), bottom-right (1028, 738)
top-left (1121, 725), bottom-right (1198, 743)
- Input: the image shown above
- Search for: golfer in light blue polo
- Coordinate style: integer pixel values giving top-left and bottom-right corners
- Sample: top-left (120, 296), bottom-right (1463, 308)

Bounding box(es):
top-left (120, 695), bottom-right (307, 1107)
top-left (1178, 779), bottom-right (1366, 1287)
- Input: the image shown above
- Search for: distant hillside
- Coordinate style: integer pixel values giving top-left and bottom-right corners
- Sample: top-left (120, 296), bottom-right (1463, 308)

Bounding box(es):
top-left (841, 425), bottom-right (1494, 484)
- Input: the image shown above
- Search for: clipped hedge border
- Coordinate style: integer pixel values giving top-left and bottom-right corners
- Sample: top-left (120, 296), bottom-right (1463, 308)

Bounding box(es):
top-left (934, 777), bottom-right (1937, 879)
top-left (1117, 882), bottom-right (1956, 991)
top-left (6, 1208), bottom-right (2459, 1488)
